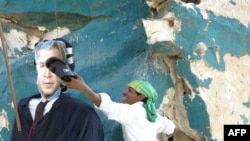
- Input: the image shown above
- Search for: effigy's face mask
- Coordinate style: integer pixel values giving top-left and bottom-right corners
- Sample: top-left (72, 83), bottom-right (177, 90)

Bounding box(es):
top-left (35, 40), bottom-right (65, 98)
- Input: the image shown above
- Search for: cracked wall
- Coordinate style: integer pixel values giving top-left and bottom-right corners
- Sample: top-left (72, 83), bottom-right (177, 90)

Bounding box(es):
top-left (0, 0), bottom-right (250, 141)
top-left (0, 110), bottom-right (9, 141)
top-left (145, 0), bottom-right (250, 140)
top-left (191, 54), bottom-right (250, 141)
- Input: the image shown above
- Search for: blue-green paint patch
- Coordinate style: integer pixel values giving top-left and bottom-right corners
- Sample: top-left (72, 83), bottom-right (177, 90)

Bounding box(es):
top-left (206, 11), bottom-right (250, 57)
top-left (229, 0), bottom-right (236, 5)
top-left (240, 115), bottom-right (249, 124)
top-left (243, 99), bottom-right (250, 108)
top-left (0, 128), bottom-right (10, 141)
top-left (167, 1), bottom-right (250, 72)
top-left (150, 41), bottom-right (183, 56)
top-left (176, 60), bottom-right (212, 89)
top-left (183, 95), bottom-right (212, 138)
top-left (203, 47), bottom-right (225, 71)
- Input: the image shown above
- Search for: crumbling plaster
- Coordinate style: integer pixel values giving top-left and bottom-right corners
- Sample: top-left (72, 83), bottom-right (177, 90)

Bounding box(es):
top-left (190, 54), bottom-right (250, 141)
top-left (0, 0), bottom-right (249, 141)
top-left (147, 0), bottom-right (250, 27)
top-left (197, 0), bottom-right (250, 27)
top-left (0, 25), bottom-right (70, 52)
top-left (159, 55), bottom-right (205, 141)
top-left (0, 110), bottom-right (9, 141)
top-left (144, 0), bottom-right (250, 140)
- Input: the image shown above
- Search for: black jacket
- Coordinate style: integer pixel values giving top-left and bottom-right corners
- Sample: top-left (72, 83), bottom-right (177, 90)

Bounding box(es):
top-left (11, 93), bottom-right (104, 141)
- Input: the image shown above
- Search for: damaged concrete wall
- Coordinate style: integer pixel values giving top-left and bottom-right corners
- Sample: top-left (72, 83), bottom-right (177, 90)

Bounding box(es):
top-left (0, 0), bottom-right (249, 141)
top-left (145, 0), bottom-right (250, 141)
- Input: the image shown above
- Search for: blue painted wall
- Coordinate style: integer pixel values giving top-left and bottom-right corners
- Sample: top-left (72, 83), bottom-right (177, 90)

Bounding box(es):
top-left (0, 0), bottom-right (172, 140)
top-left (0, 0), bottom-right (249, 141)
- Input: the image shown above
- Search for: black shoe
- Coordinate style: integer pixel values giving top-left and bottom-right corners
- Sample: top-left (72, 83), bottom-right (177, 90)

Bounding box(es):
top-left (46, 57), bottom-right (76, 82)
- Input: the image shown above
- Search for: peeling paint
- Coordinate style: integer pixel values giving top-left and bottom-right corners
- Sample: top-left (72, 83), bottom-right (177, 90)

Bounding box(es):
top-left (147, 0), bottom-right (169, 12)
top-left (243, 99), bottom-right (250, 108)
top-left (142, 12), bottom-right (181, 44)
top-left (190, 54), bottom-right (250, 140)
top-left (1, 29), bottom-right (27, 54)
top-left (155, 56), bottom-right (205, 140)
top-left (1, 0), bottom-right (249, 141)
top-left (240, 115), bottom-right (249, 124)
top-left (43, 27), bottom-right (71, 41)
top-left (142, 19), bottom-right (175, 44)
top-left (197, 0), bottom-right (250, 27)
top-left (0, 109), bottom-right (9, 136)
top-left (0, 27), bottom-right (70, 60)
top-left (194, 42), bottom-right (208, 56)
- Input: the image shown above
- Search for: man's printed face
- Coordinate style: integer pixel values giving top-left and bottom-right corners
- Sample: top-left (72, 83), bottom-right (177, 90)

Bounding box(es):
top-left (36, 48), bottom-right (61, 99)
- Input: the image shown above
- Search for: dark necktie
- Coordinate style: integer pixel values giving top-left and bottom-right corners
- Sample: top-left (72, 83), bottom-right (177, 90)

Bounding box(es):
top-left (27, 100), bottom-right (49, 141)
top-left (34, 100), bottom-right (49, 126)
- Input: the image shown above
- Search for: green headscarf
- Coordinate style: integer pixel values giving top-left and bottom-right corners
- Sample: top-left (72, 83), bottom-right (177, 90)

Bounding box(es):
top-left (128, 80), bottom-right (158, 122)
